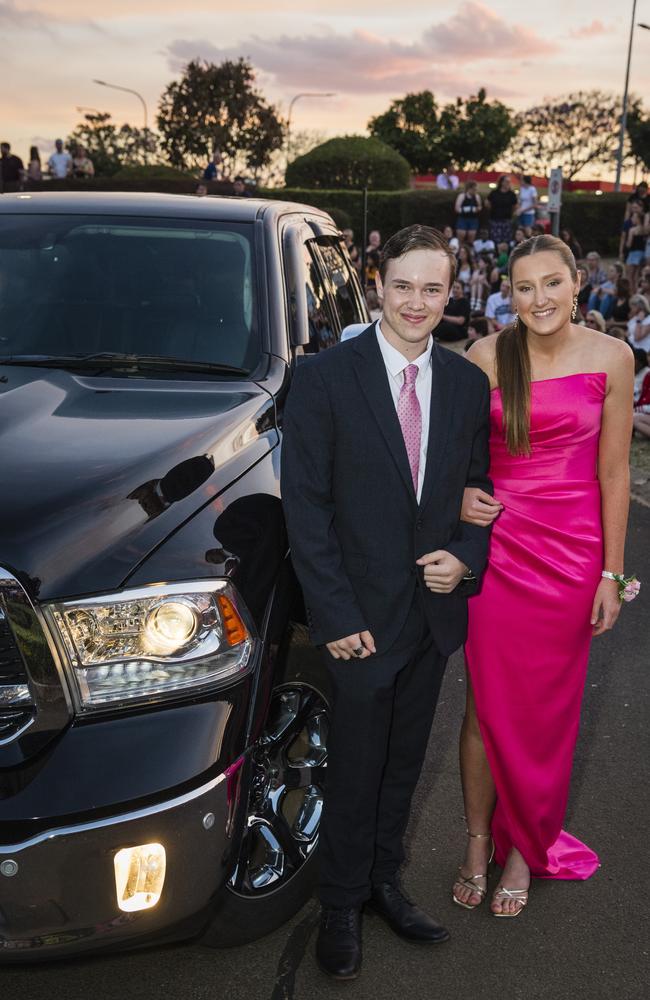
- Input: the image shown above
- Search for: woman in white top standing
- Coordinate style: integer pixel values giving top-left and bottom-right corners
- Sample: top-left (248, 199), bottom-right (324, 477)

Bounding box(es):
top-left (627, 294), bottom-right (650, 352)
top-left (517, 175), bottom-right (538, 228)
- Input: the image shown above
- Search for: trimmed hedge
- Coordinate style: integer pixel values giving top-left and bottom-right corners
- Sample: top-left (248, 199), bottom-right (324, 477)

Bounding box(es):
top-left (261, 187), bottom-right (457, 241)
top-left (285, 136), bottom-right (411, 192)
top-left (320, 206), bottom-right (352, 231)
top-left (15, 176), bottom-right (626, 257)
top-left (559, 194), bottom-right (627, 257)
top-left (112, 165), bottom-right (193, 182)
top-left (262, 188), bottom-right (626, 256)
top-left (21, 176), bottom-right (233, 196)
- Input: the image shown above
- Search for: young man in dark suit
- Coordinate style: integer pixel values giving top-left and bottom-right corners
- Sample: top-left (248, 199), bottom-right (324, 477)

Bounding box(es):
top-left (281, 225), bottom-right (492, 979)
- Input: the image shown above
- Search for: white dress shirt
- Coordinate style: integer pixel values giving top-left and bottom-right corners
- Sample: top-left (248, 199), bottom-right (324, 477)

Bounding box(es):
top-left (376, 322), bottom-right (432, 502)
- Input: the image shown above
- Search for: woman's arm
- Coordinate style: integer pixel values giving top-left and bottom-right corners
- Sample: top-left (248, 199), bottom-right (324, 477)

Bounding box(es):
top-left (454, 192), bottom-right (464, 213)
top-left (592, 342), bottom-right (635, 635)
top-left (459, 335), bottom-right (503, 526)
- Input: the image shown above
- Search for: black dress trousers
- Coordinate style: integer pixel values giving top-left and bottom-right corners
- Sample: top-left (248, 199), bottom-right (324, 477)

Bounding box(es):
top-left (318, 592), bottom-right (448, 909)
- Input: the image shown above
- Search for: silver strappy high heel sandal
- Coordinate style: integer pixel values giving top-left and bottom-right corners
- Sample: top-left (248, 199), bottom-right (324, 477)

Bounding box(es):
top-left (452, 829), bottom-right (495, 910)
top-left (491, 884), bottom-right (529, 917)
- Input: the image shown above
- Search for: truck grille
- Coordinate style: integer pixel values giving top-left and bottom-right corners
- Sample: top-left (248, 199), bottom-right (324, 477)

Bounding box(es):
top-left (0, 604), bottom-right (33, 739)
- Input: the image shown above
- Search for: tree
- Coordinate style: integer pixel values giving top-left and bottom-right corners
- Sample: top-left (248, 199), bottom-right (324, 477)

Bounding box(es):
top-left (368, 89), bottom-right (515, 174)
top-left (628, 109), bottom-right (650, 172)
top-left (67, 113), bottom-right (160, 176)
top-left (439, 90), bottom-right (516, 170)
top-left (368, 91), bottom-right (443, 174)
top-left (258, 129), bottom-right (325, 188)
top-left (157, 58), bottom-right (284, 177)
top-left (285, 136), bottom-right (411, 191)
top-left (507, 91), bottom-right (640, 180)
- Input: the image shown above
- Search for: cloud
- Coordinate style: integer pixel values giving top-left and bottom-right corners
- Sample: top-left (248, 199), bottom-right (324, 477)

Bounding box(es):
top-left (0, 0), bottom-right (51, 29)
top-left (165, 31), bottom-right (522, 98)
top-left (570, 19), bottom-right (611, 40)
top-left (163, 2), bottom-right (556, 100)
top-left (0, 0), bottom-right (103, 35)
top-left (425, 2), bottom-right (557, 59)
top-left (165, 31), bottom-right (475, 95)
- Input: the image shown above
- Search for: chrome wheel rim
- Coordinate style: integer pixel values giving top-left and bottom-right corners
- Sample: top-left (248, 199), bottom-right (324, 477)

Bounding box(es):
top-left (227, 684), bottom-right (328, 897)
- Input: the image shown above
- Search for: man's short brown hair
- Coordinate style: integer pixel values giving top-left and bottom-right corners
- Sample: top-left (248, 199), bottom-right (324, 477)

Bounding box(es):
top-left (378, 225), bottom-right (456, 287)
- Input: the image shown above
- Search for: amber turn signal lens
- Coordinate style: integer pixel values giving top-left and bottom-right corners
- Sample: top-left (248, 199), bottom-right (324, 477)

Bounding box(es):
top-left (217, 594), bottom-right (249, 646)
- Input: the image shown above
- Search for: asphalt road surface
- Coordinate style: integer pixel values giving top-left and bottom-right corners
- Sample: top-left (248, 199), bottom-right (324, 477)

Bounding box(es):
top-left (4, 502), bottom-right (649, 1000)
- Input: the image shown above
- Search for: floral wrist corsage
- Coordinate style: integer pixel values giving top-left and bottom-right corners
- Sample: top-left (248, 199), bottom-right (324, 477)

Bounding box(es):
top-left (601, 571), bottom-right (641, 602)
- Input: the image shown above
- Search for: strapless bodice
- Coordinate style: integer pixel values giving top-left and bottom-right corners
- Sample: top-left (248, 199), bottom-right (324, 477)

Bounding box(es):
top-left (489, 372), bottom-right (606, 483)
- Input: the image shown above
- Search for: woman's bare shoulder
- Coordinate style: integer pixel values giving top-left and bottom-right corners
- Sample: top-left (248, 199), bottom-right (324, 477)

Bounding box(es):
top-left (466, 334), bottom-right (498, 386)
top-left (577, 328), bottom-right (634, 384)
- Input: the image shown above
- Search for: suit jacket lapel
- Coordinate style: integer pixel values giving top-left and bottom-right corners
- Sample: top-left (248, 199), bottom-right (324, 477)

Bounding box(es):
top-left (352, 326), bottom-right (417, 503)
top-left (419, 342), bottom-right (456, 511)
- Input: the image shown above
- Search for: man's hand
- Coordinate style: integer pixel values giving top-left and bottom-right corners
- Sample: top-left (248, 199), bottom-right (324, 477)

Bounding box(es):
top-left (461, 487), bottom-right (503, 526)
top-left (416, 551), bottom-right (469, 593)
top-left (326, 630), bottom-right (376, 661)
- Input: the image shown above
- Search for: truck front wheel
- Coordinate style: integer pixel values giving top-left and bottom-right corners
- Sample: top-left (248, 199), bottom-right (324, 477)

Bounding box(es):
top-left (202, 625), bottom-right (330, 947)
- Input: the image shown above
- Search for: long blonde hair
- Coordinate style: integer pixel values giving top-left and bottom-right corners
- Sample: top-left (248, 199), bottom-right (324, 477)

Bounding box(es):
top-left (496, 235), bottom-right (577, 456)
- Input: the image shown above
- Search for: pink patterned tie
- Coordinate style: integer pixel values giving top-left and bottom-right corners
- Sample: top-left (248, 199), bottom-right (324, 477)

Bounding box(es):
top-left (397, 364), bottom-right (421, 493)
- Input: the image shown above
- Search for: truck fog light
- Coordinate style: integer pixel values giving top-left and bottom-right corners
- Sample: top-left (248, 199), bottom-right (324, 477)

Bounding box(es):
top-left (114, 843), bottom-right (166, 912)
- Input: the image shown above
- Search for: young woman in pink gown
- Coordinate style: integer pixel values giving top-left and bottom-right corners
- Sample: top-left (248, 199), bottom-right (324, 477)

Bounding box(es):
top-left (451, 235), bottom-right (634, 916)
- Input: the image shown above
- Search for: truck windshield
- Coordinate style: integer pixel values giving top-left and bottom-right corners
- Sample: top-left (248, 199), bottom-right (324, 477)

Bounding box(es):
top-left (0, 215), bottom-right (260, 373)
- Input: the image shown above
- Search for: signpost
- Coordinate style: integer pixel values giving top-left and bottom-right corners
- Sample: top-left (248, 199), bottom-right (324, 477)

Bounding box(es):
top-left (548, 167), bottom-right (563, 236)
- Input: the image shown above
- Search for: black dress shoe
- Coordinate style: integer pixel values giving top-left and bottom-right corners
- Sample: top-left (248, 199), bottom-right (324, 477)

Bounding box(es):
top-left (369, 882), bottom-right (450, 943)
top-left (316, 906), bottom-right (362, 979)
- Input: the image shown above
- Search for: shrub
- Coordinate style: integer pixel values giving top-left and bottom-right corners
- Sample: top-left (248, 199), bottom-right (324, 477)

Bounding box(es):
top-left (560, 193), bottom-right (626, 257)
top-left (263, 187), bottom-right (624, 256)
top-left (112, 164), bottom-right (194, 181)
top-left (261, 188), bottom-right (367, 232)
top-left (262, 187), bottom-right (455, 239)
top-left (398, 189), bottom-right (456, 229)
top-left (321, 206), bottom-right (352, 231)
top-left (285, 136), bottom-right (411, 191)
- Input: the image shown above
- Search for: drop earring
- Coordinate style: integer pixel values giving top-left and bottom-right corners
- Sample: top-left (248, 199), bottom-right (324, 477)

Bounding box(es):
top-left (571, 297), bottom-right (578, 320)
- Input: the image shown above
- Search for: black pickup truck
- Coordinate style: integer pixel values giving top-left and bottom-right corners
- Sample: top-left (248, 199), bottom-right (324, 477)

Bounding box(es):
top-left (0, 192), bottom-right (368, 960)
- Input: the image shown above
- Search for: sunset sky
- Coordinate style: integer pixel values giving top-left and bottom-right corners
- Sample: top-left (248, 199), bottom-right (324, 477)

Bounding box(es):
top-left (2, 0), bottom-right (649, 178)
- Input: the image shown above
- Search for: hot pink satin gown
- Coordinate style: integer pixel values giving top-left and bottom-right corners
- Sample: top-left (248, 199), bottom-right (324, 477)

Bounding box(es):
top-left (465, 372), bottom-right (606, 879)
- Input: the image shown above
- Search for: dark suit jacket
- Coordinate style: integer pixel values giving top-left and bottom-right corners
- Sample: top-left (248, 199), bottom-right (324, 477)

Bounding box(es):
top-left (281, 324), bottom-right (493, 657)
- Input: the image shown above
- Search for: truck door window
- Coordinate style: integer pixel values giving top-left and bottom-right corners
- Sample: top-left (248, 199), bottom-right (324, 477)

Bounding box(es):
top-left (314, 239), bottom-right (365, 329)
top-left (302, 243), bottom-right (338, 353)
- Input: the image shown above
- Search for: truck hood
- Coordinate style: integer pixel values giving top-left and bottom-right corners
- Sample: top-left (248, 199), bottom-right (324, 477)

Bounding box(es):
top-left (0, 366), bottom-right (278, 600)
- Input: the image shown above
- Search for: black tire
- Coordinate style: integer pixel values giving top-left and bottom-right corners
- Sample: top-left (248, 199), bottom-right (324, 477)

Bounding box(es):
top-left (201, 623), bottom-right (330, 948)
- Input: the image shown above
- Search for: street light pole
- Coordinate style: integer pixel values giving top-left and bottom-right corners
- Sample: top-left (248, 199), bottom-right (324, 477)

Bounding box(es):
top-left (286, 92), bottom-right (336, 164)
top-left (93, 79), bottom-right (149, 163)
top-left (93, 80), bottom-right (148, 130)
top-left (615, 1), bottom-right (638, 191)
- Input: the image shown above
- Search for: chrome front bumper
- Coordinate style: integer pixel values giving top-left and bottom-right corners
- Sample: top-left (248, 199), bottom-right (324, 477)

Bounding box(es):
top-left (0, 764), bottom-right (241, 960)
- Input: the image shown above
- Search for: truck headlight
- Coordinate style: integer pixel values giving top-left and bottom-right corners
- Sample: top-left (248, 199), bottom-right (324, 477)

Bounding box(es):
top-left (43, 580), bottom-right (254, 711)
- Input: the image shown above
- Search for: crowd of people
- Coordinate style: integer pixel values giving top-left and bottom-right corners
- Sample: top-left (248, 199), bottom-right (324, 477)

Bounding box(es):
top-left (1, 138), bottom-right (255, 198)
top-left (0, 139), bottom-right (95, 189)
top-left (194, 148), bottom-right (253, 198)
top-left (341, 175), bottom-right (650, 442)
